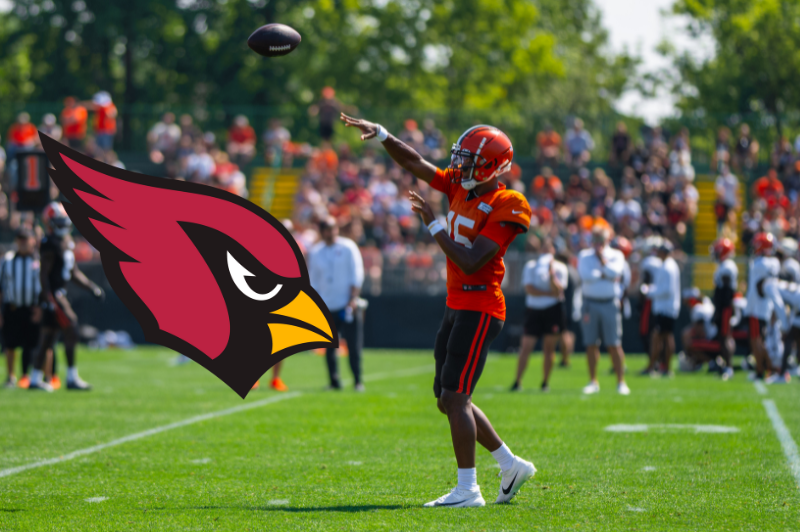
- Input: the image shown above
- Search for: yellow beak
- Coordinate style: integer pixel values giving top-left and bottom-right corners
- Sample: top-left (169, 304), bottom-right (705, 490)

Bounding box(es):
top-left (268, 290), bottom-right (334, 356)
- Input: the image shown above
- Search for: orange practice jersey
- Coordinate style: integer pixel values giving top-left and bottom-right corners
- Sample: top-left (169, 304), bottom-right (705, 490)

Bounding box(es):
top-left (430, 168), bottom-right (532, 320)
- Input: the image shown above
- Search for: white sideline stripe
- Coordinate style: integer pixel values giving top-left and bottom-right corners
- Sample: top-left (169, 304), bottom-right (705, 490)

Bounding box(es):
top-left (762, 399), bottom-right (800, 487)
top-left (0, 364), bottom-right (434, 479)
top-left (0, 392), bottom-right (301, 479)
top-left (754, 381), bottom-right (768, 395)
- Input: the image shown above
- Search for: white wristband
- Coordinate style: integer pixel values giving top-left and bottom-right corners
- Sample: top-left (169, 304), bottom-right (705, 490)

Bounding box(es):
top-left (375, 124), bottom-right (389, 142)
top-left (427, 221), bottom-right (444, 236)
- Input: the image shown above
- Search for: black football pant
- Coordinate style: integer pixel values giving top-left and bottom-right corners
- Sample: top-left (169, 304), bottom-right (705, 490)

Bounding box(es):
top-left (325, 308), bottom-right (363, 388)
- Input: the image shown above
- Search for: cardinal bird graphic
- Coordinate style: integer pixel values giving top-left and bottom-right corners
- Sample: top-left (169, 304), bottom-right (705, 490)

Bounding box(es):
top-left (40, 133), bottom-right (336, 398)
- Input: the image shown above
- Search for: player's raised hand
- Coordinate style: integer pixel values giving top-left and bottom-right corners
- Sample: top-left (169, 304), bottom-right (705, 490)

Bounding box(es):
top-left (409, 190), bottom-right (435, 226)
top-left (340, 113), bottom-right (378, 141)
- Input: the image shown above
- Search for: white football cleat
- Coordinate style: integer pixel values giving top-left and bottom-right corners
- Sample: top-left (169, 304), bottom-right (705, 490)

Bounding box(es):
top-left (582, 382), bottom-right (600, 394)
top-left (617, 382), bottom-right (631, 395)
top-left (721, 367), bottom-right (734, 381)
top-left (495, 457), bottom-right (537, 504)
top-left (424, 487), bottom-right (485, 508)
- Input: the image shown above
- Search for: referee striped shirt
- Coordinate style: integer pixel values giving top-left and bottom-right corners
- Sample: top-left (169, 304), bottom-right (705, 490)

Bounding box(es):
top-left (0, 251), bottom-right (41, 308)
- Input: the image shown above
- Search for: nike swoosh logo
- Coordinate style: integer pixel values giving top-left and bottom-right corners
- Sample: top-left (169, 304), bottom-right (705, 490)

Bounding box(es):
top-left (438, 499), bottom-right (472, 506)
top-left (502, 473), bottom-right (518, 495)
top-left (512, 210), bottom-right (523, 214)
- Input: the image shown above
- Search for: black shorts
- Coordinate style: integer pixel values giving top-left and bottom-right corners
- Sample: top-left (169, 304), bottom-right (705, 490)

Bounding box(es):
top-left (523, 302), bottom-right (565, 337)
top-left (43, 298), bottom-right (73, 329)
top-left (655, 314), bottom-right (676, 333)
top-left (2, 306), bottom-right (41, 349)
top-left (433, 307), bottom-right (504, 398)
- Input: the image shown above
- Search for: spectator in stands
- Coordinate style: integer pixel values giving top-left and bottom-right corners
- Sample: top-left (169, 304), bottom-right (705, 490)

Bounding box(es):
top-left (263, 118), bottom-right (292, 167)
top-left (733, 123), bottom-right (758, 172)
top-left (308, 86), bottom-right (345, 141)
top-left (537, 123), bottom-right (562, 167)
top-left (773, 136), bottom-right (794, 178)
top-left (90, 91), bottom-right (117, 152)
top-left (60, 97), bottom-right (88, 151)
top-left (398, 119), bottom-right (425, 153)
top-left (712, 126), bottom-right (731, 173)
top-left (227, 115), bottom-right (256, 168)
top-left (184, 141), bottom-right (215, 183)
top-left (612, 189), bottom-right (642, 227)
top-left (0, 135), bottom-right (5, 178)
top-left (6, 113), bottom-right (37, 163)
top-left (148, 113), bottom-right (182, 177)
top-left (715, 164), bottom-right (739, 234)
top-left (590, 168), bottom-right (615, 213)
top-left (421, 118), bottom-right (444, 161)
top-left (179, 114), bottom-right (202, 141)
top-left (104, 151), bottom-right (125, 170)
top-left (609, 121), bottom-right (631, 168)
top-left (785, 161), bottom-right (800, 203)
top-left (39, 114), bottom-right (62, 142)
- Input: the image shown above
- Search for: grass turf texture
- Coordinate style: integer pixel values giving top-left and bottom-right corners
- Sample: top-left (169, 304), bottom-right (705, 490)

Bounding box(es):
top-left (1, 347), bottom-right (799, 531)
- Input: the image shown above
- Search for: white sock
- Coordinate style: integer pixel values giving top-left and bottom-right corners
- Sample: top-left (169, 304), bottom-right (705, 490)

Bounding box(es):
top-left (67, 367), bottom-right (79, 383)
top-left (491, 443), bottom-right (516, 472)
top-left (457, 468), bottom-right (477, 491)
top-left (30, 369), bottom-right (43, 385)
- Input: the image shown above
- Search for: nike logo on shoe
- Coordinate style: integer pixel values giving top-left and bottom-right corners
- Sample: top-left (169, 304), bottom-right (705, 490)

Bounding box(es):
top-left (512, 209), bottom-right (523, 214)
top-left (438, 499), bottom-right (471, 506)
top-left (502, 473), bottom-right (518, 495)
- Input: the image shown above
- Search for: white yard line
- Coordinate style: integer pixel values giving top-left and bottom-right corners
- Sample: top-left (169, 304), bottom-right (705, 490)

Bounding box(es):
top-left (0, 364), bottom-right (433, 479)
top-left (753, 380), bottom-right (768, 395)
top-left (762, 399), bottom-right (800, 488)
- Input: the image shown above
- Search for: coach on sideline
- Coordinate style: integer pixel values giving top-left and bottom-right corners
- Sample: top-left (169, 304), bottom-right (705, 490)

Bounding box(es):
top-left (308, 217), bottom-right (366, 391)
top-left (1, 228), bottom-right (42, 388)
top-left (577, 227), bottom-right (630, 395)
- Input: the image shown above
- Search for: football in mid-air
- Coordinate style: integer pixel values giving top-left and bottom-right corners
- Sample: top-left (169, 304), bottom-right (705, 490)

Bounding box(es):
top-left (247, 23), bottom-right (301, 57)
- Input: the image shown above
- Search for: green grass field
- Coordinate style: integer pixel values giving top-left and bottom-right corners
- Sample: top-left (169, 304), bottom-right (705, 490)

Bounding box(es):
top-left (1, 347), bottom-right (800, 531)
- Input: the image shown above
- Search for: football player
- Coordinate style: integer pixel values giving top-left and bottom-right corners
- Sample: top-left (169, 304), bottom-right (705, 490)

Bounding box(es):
top-left (342, 113), bottom-right (536, 507)
top-left (745, 233), bottom-right (787, 381)
top-left (711, 238), bottom-right (738, 379)
top-left (773, 280), bottom-right (800, 383)
top-left (679, 289), bottom-right (719, 372)
top-left (777, 238), bottom-right (800, 283)
top-left (637, 237), bottom-right (663, 373)
top-left (28, 202), bottom-right (105, 392)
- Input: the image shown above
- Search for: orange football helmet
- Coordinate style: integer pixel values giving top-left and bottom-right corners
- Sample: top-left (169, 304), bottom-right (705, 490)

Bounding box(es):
top-left (448, 125), bottom-right (513, 190)
top-left (611, 236), bottom-right (633, 259)
top-left (711, 238), bottom-right (735, 261)
top-left (753, 232), bottom-right (775, 255)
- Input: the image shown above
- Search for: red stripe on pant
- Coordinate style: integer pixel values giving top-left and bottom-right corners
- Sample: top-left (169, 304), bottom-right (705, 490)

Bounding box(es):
top-left (640, 299), bottom-right (651, 336)
top-left (749, 316), bottom-right (761, 340)
top-left (465, 316), bottom-right (492, 395)
top-left (458, 313), bottom-right (487, 394)
top-left (692, 339), bottom-right (720, 352)
top-left (721, 307), bottom-right (733, 336)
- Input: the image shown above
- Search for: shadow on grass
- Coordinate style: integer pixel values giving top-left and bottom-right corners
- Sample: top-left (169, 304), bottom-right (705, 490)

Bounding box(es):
top-left (0, 509), bottom-right (24, 512)
top-left (169, 504), bottom-right (405, 513)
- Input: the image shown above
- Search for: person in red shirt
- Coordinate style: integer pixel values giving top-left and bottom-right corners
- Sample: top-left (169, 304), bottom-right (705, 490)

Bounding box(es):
top-left (227, 115), bottom-right (256, 167)
top-left (342, 113), bottom-right (537, 508)
top-left (89, 92), bottom-right (117, 152)
top-left (60, 97), bottom-right (88, 150)
top-left (6, 113), bottom-right (38, 161)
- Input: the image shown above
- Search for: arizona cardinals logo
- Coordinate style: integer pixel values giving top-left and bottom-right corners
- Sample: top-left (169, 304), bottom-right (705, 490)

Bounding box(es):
top-left (40, 133), bottom-right (336, 398)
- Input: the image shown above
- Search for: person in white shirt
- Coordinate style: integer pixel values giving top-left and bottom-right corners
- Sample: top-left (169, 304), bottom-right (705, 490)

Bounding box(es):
top-left (577, 227), bottom-right (630, 395)
top-left (641, 242), bottom-right (681, 376)
top-left (679, 289), bottom-right (718, 371)
top-left (776, 280), bottom-right (800, 382)
top-left (777, 238), bottom-right (800, 283)
top-left (511, 239), bottom-right (567, 393)
top-left (711, 238), bottom-right (738, 379)
top-left (308, 217), bottom-right (366, 391)
top-left (638, 237), bottom-right (663, 366)
top-left (746, 232), bottom-right (787, 381)
top-left (714, 165), bottom-right (739, 233)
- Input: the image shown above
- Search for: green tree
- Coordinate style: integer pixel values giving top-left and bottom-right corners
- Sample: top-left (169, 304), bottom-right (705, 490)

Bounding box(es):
top-left (669, 0), bottom-right (800, 139)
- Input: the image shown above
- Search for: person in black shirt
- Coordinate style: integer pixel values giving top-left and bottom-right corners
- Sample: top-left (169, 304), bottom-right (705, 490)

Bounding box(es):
top-left (28, 202), bottom-right (104, 392)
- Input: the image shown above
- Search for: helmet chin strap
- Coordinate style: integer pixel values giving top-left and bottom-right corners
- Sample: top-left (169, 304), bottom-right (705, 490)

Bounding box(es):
top-left (460, 178), bottom-right (478, 190)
